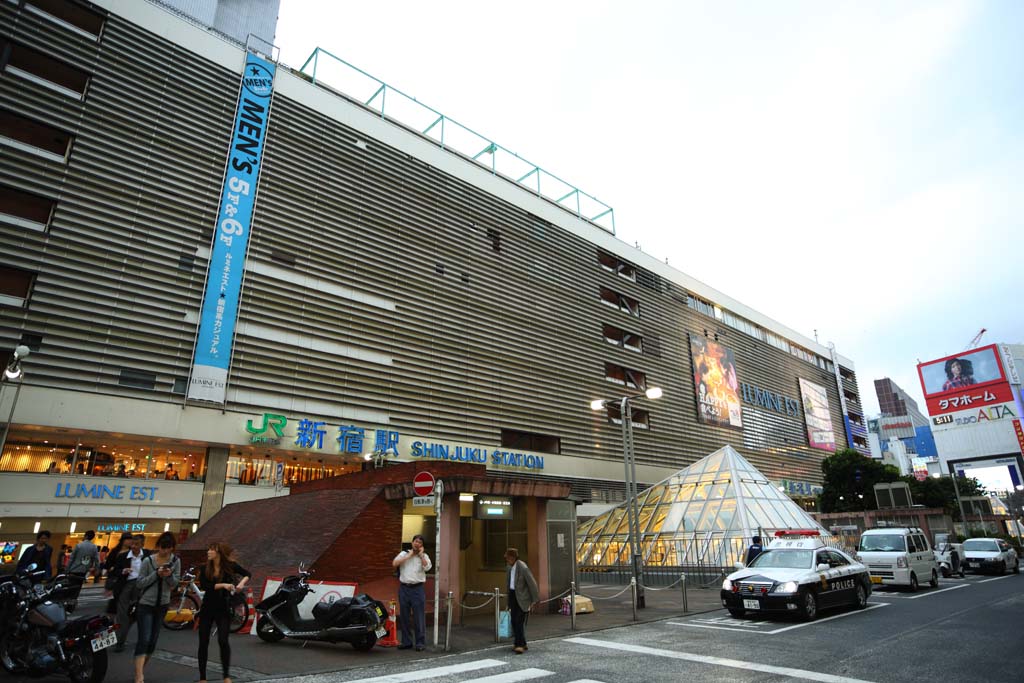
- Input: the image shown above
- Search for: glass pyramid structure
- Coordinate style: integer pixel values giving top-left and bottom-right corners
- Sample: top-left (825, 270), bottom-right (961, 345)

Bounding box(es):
top-left (576, 445), bottom-right (831, 569)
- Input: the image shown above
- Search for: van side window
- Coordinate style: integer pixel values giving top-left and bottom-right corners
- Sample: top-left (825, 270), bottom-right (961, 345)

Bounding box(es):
top-left (907, 535), bottom-right (920, 553)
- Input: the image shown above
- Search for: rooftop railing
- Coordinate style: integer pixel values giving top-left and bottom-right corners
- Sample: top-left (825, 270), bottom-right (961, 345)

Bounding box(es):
top-left (300, 47), bottom-right (616, 234)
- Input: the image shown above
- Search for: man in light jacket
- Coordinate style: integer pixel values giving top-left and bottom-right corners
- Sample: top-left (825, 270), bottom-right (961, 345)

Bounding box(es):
top-left (504, 547), bottom-right (539, 654)
top-left (68, 530), bottom-right (100, 580)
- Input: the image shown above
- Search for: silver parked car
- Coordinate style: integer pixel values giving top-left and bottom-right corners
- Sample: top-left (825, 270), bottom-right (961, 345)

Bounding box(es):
top-left (961, 538), bottom-right (1020, 575)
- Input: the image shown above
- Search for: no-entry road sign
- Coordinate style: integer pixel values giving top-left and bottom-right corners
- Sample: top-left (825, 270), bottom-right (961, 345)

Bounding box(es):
top-left (413, 471), bottom-right (435, 497)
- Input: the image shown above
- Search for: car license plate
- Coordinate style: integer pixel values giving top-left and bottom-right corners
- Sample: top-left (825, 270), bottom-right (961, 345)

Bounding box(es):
top-left (91, 629), bottom-right (116, 653)
top-left (870, 576), bottom-right (883, 584)
top-left (969, 562), bottom-right (979, 568)
top-left (375, 627), bottom-right (387, 638)
top-left (742, 599), bottom-right (759, 610)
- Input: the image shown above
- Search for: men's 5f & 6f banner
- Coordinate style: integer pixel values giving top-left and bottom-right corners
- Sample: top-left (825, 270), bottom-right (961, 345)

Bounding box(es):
top-left (189, 52), bottom-right (276, 402)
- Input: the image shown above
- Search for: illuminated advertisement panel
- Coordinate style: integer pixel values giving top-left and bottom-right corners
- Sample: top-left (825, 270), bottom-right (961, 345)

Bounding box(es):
top-left (798, 378), bottom-right (836, 451)
top-left (917, 345), bottom-right (1013, 417)
top-left (689, 335), bottom-right (742, 429)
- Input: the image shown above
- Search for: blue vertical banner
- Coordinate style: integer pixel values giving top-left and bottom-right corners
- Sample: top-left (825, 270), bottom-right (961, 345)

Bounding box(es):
top-left (189, 51), bottom-right (277, 402)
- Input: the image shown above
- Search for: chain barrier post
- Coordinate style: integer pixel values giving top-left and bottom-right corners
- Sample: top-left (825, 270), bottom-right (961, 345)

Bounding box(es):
top-left (445, 591), bottom-right (453, 652)
top-left (681, 573), bottom-right (688, 612)
top-left (493, 587), bottom-right (500, 643)
top-left (630, 577), bottom-right (637, 621)
top-left (570, 580), bottom-right (577, 631)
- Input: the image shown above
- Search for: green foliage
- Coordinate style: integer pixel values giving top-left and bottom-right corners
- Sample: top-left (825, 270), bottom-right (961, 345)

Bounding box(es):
top-left (819, 448), bottom-right (898, 512)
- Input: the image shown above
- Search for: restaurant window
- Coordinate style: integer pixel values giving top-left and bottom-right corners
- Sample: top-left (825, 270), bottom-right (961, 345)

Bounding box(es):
top-left (227, 453), bottom-right (361, 487)
top-left (0, 109), bottom-right (74, 160)
top-left (0, 184), bottom-right (55, 232)
top-left (0, 435), bottom-right (207, 481)
top-left (1, 40), bottom-right (91, 98)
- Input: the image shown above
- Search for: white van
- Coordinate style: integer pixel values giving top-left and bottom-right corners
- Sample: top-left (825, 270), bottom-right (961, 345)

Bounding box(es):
top-left (856, 527), bottom-right (939, 591)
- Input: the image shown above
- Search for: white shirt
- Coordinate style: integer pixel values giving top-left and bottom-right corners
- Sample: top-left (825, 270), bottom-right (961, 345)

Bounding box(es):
top-left (509, 562), bottom-right (517, 590)
top-left (394, 550), bottom-right (431, 584)
top-left (127, 550), bottom-right (143, 580)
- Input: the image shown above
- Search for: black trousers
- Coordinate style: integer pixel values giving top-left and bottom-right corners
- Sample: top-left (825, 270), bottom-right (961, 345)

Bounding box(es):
top-left (509, 589), bottom-right (528, 648)
top-left (197, 611), bottom-right (231, 680)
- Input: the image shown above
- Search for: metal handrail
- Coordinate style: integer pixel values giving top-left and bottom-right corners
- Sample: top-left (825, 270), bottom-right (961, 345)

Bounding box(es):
top-left (297, 47), bottom-right (615, 235)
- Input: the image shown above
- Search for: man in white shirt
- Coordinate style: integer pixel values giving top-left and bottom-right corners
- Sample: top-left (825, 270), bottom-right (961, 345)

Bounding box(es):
top-left (113, 535), bottom-right (147, 652)
top-left (392, 534), bottom-right (432, 651)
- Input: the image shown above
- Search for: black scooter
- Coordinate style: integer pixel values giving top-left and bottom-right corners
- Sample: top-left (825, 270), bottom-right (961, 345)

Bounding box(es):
top-left (254, 566), bottom-right (387, 651)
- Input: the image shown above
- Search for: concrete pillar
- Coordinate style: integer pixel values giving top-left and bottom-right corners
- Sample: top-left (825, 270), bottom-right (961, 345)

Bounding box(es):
top-left (526, 497), bottom-right (550, 604)
top-left (198, 446), bottom-right (229, 526)
top-left (438, 491), bottom-right (461, 622)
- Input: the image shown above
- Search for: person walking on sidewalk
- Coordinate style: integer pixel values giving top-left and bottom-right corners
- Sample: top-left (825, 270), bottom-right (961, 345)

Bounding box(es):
top-left (67, 530), bottom-right (100, 591)
top-left (504, 548), bottom-right (539, 655)
top-left (133, 532), bottom-right (180, 683)
top-left (392, 534), bottom-right (431, 651)
top-left (111, 535), bottom-right (148, 652)
top-left (197, 543), bottom-right (251, 683)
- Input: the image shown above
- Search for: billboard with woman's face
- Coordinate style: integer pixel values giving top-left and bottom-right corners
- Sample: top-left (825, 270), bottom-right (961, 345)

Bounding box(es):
top-left (689, 335), bottom-right (742, 428)
top-left (917, 344), bottom-right (1013, 417)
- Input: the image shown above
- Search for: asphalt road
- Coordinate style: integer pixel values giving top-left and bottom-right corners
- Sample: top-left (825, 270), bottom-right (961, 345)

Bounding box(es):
top-left (14, 571), bottom-right (1023, 683)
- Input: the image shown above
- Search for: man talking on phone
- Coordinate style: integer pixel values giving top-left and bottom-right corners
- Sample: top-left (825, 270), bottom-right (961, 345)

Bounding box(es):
top-left (392, 534), bottom-right (431, 651)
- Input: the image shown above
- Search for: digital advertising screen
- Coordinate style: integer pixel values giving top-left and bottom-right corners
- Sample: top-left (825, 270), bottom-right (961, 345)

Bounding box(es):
top-left (689, 335), bottom-right (742, 429)
top-left (798, 378), bottom-right (836, 451)
top-left (917, 344), bottom-right (1014, 417)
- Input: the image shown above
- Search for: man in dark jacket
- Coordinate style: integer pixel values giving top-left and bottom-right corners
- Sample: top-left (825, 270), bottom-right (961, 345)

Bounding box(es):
top-left (745, 536), bottom-right (764, 566)
top-left (17, 530), bottom-right (53, 579)
top-left (107, 535), bottom-right (149, 652)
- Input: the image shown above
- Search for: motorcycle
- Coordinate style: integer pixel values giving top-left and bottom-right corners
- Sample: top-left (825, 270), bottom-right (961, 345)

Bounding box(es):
top-left (934, 533), bottom-right (965, 578)
top-left (254, 565), bottom-right (387, 651)
top-left (0, 564), bottom-right (115, 683)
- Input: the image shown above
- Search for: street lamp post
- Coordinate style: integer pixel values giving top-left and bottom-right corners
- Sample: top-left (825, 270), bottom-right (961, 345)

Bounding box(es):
top-left (0, 345), bottom-right (31, 459)
top-left (591, 386), bottom-right (663, 609)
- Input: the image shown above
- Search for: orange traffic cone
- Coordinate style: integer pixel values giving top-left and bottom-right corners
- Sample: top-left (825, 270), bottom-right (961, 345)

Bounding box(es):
top-left (377, 599), bottom-right (399, 647)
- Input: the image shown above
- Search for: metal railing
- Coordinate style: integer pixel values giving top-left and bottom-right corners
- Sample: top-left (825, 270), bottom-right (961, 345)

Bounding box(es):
top-left (297, 48), bottom-right (615, 235)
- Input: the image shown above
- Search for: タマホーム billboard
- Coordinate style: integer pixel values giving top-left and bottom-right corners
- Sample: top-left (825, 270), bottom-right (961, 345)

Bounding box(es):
top-left (917, 344), bottom-right (1014, 419)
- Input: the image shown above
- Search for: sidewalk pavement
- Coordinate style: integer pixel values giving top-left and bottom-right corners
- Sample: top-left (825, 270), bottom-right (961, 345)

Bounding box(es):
top-left (72, 582), bottom-right (724, 682)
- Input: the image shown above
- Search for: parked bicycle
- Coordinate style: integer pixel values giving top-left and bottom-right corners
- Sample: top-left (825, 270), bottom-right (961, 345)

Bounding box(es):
top-left (163, 567), bottom-right (249, 632)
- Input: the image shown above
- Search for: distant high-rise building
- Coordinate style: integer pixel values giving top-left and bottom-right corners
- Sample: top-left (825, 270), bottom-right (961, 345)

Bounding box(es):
top-left (158, 0), bottom-right (280, 46)
top-left (871, 378), bottom-right (935, 460)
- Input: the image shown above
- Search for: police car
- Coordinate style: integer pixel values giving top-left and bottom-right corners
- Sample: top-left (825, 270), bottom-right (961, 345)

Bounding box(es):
top-left (720, 531), bottom-right (872, 621)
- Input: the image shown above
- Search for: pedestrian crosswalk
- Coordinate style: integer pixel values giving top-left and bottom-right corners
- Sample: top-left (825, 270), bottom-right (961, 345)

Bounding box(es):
top-left (260, 657), bottom-right (612, 683)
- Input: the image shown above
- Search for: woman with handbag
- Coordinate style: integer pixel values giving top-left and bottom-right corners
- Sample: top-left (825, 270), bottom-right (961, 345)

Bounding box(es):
top-left (197, 543), bottom-right (251, 683)
top-left (504, 548), bottom-right (539, 654)
top-left (133, 532), bottom-right (180, 683)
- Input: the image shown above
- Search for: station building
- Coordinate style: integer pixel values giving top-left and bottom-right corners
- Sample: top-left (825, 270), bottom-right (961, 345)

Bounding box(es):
top-left (0, 0), bottom-right (868, 579)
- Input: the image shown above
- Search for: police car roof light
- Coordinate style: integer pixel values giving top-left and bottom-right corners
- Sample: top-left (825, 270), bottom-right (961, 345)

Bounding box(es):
top-left (773, 529), bottom-right (821, 538)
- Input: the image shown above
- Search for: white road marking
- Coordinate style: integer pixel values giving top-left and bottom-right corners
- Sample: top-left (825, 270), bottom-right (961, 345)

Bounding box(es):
top-left (978, 574), bottom-right (1017, 583)
top-left (667, 602), bottom-right (888, 635)
top-left (565, 637), bottom-right (879, 683)
top-left (905, 584), bottom-right (968, 599)
top-left (566, 680), bottom-right (609, 683)
top-left (320, 659), bottom-right (507, 683)
top-left (465, 669), bottom-right (554, 683)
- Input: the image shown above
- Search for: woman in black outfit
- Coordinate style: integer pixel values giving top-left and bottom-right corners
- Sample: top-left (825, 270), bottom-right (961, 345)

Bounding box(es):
top-left (197, 542), bottom-right (250, 683)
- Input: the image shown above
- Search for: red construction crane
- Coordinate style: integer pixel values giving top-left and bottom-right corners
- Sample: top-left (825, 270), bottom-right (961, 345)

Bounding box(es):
top-left (964, 328), bottom-right (986, 351)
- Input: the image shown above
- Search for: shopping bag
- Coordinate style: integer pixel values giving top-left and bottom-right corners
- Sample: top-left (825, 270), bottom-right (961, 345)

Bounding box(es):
top-left (498, 609), bottom-right (511, 638)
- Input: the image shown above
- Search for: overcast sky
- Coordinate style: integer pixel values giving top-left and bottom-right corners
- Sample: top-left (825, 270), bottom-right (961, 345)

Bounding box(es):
top-left (273, 1), bottom-right (1023, 483)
